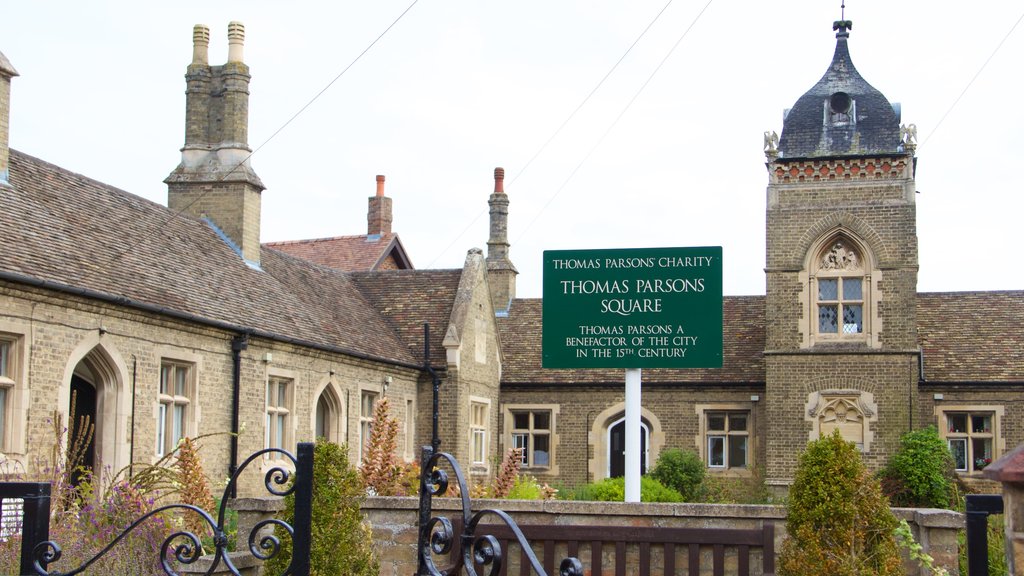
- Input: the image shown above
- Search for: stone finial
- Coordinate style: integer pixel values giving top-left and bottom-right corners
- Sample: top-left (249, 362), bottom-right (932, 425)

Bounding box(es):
top-left (376, 175), bottom-right (385, 197)
top-left (227, 21), bottom-right (245, 63)
top-left (192, 25), bottom-right (210, 65)
top-left (494, 167), bottom-right (505, 194)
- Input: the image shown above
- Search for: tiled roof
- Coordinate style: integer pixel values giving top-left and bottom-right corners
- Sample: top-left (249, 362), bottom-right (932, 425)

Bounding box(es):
top-left (497, 296), bottom-right (766, 385)
top-left (918, 291), bottom-right (1024, 383)
top-left (349, 269), bottom-right (462, 368)
top-left (2, 150), bottom-right (420, 366)
top-left (266, 234), bottom-right (411, 272)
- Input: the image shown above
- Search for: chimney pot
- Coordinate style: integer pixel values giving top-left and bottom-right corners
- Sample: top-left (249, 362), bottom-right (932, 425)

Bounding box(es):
top-left (376, 174), bottom-right (385, 197)
top-left (227, 21), bottom-right (245, 63)
top-left (494, 167), bottom-right (505, 194)
top-left (192, 25), bottom-right (210, 65)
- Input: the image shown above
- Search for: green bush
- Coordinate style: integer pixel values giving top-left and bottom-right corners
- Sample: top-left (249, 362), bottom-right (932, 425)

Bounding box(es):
top-left (878, 426), bottom-right (955, 508)
top-left (778, 431), bottom-right (903, 576)
top-left (649, 448), bottom-right (706, 502)
top-left (587, 476), bottom-right (683, 502)
top-left (264, 439), bottom-right (378, 576)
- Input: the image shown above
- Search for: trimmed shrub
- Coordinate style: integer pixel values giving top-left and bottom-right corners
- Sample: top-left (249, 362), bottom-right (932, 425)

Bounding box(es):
top-left (264, 439), bottom-right (378, 576)
top-left (878, 425), bottom-right (955, 508)
top-left (778, 431), bottom-right (903, 576)
top-left (649, 448), bottom-right (706, 502)
top-left (588, 476), bottom-right (683, 502)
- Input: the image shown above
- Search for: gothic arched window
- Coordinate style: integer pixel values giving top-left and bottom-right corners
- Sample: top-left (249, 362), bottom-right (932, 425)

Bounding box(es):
top-left (813, 238), bottom-right (867, 339)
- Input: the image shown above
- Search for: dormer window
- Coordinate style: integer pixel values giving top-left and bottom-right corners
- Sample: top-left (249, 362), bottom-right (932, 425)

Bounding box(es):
top-left (825, 92), bottom-right (856, 126)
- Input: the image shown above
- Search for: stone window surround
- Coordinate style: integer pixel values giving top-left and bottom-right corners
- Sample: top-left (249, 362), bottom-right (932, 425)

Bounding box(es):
top-left (502, 403), bottom-right (559, 476)
top-left (695, 403), bottom-right (755, 476)
top-left (589, 402), bottom-right (665, 482)
top-left (311, 377), bottom-right (345, 446)
top-left (469, 396), bottom-right (490, 473)
top-left (156, 359), bottom-right (196, 457)
top-left (404, 396), bottom-right (416, 463)
top-left (804, 389), bottom-right (878, 452)
top-left (798, 232), bottom-right (883, 349)
top-left (0, 323), bottom-right (28, 458)
top-left (264, 367), bottom-right (296, 456)
top-left (934, 404), bottom-right (1005, 474)
top-left (151, 347), bottom-right (202, 463)
top-left (358, 387), bottom-right (379, 464)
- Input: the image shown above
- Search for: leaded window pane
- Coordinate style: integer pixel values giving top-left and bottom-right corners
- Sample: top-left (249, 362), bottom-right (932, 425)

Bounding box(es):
top-left (819, 305), bottom-right (838, 333)
top-left (512, 433), bottom-right (529, 464)
top-left (708, 436), bottom-right (725, 467)
top-left (729, 414), bottom-right (747, 431)
top-left (948, 414), bottom-right (967, 434)
top-left (819, 278), bottom-right (838, 300)
top-left (157, 404), bottom-right (167, 455)
top-left (0, 342), bottom-right (10, 378)
top-left (948, 439), bottom-right (967, 471)
top-left (173, 404), bottom-right (185, 447)
top-left (160, 366), bottom-right (171, 395)
top-left (728, 436), bottom-right (748, 468)
top-left (0, 387), bottom-right (6, 446)
top-left (513, 412), bottom-right (530, 430)
top-left (971, 414), bottom-right (992, 434)
top-left (708, 414), bottom-right (726, 431)
top-left (843, 278), bottom-right (863, 300)
top-left (533, 435), bottom-right (550, 466)
top-left (533, 411), bottom-right (550, 430)
top-left (175, 368), bottom-right (187, 396)
top-left (842, 305), bottom-right (863, 333)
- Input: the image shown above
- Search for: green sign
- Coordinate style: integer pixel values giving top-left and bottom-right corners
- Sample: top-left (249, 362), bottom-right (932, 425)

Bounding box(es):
top-left (542, 247), bottom-right (722, 369)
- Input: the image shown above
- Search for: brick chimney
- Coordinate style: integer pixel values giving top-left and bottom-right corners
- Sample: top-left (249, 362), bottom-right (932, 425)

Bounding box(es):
top-left (0, 51), bottom-right (18, 188)
top-left (165, 22), bottom-right (266, 267)
top-left (367, 175), bottom-right (393, 237)
top-left (486, 167), bottom-right (517, 315)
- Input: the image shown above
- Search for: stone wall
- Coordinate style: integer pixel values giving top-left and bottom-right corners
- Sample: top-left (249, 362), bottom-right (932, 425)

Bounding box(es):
top-left (0, 282), bottom-right (421, 496)
top-left (363, 497), bottom-right (963, 576)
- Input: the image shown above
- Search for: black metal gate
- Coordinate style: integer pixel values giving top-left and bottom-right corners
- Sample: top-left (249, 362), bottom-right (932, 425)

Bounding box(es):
top-left (1, 443), bottom-right (313, 576)
top-left (965, 493), bottom-right (1004, 576)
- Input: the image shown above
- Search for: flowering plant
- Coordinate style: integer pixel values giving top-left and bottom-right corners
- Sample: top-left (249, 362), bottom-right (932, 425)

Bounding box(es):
top-left (975, 457), bottom-right (992, 470)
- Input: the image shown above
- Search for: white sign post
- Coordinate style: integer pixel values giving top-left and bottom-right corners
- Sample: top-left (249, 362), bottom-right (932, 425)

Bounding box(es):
top-left (625, 368), bottom-right (642, 502)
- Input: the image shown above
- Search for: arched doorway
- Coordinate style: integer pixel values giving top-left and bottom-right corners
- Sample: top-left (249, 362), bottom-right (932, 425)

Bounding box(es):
top-left (61, 339), bottom-right (129, 480)
top-left (68, 374), bottom-right (96, 483)
top-left (607, 416), bottom-right (650, 478)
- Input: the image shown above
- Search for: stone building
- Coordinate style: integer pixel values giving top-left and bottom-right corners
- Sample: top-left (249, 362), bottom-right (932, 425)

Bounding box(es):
top-left (0, 24), bottom-right (501, 495)
top-left (0, 18), bottom-right (1020, 497)
top-left (493, 20), bottom-right (1023, 491)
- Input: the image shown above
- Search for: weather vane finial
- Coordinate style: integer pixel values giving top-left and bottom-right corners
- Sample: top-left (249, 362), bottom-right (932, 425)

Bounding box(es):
top-left (833, 1), bottom-right (852, 36)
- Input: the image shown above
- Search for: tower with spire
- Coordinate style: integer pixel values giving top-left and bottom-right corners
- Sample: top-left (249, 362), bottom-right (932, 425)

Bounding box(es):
top-left (763, 16), bottom-right (919, 486)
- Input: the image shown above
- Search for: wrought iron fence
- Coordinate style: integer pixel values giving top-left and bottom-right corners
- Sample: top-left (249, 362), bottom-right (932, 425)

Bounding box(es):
top-left (416, 446), bottom-right (583, 576)
top-left (965, 493), bottom-right (1004, 576)
top-left (2, 443), bottom-right (312, 576)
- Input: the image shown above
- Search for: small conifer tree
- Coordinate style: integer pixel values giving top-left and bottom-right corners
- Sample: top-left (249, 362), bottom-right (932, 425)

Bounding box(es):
top-left (778, 431), bottom-right (903, 576)
top-left (264, 439), bottom-right (378, 576)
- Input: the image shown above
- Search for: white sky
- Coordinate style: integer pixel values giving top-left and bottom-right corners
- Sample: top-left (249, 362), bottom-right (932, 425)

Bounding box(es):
top-left (3, 1), bottom-right (1022, 298)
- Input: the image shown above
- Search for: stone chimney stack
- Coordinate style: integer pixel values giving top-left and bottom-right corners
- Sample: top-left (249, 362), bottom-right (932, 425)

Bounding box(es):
top-left (166, 22), bottom-right (265, 267)
top-left (486, 167), bottom-right (518, 315)
top-left (0, 51), bottom-right (18, 188)
top-left (367, 175), bottom-right (393, 236)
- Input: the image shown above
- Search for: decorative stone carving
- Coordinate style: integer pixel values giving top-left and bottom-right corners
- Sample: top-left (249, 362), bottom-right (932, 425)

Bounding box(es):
top-left (819, 241), bottom-right (861, 271)
top-left (763, 131), bottom-right (779, 161)
top-left (805, 390), bottom-right (878, 451)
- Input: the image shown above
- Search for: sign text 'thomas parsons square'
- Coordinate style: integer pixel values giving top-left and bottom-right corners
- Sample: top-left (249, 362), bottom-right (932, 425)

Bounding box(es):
top-left (542, 247), bottom-right (723, 369)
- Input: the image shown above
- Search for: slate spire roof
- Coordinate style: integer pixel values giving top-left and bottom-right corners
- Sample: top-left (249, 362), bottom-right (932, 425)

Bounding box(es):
top-left (778, 20), bottom-right (902, 158)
